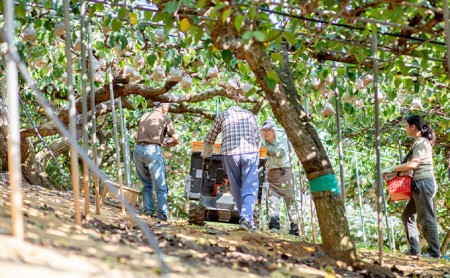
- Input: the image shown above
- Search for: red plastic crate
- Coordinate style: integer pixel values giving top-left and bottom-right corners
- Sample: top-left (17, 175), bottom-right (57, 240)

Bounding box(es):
top-left (386, 176), bottom-right (412, 201)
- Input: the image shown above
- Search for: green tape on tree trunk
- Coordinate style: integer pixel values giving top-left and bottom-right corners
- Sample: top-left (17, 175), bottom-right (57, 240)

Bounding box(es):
top-left (309, 173), bottom-right (340, 194)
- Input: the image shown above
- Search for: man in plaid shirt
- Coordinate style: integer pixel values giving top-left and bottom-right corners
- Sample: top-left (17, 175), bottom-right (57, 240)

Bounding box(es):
top-left (202, 106), bottom-right (260, 232)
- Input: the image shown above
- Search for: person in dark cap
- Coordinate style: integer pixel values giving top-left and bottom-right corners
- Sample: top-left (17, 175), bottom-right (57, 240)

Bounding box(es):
top-left (134, 102), bottom-right (179, 221)
top-left (261, 120), bottom-right (299, 236)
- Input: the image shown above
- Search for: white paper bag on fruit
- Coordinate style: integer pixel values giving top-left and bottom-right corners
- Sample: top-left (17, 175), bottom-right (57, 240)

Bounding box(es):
top-left (151, 66), bottom-right (166, 82)
top-left (206, 67), bottom-right (219, 79)
top-left (168, 67), bottom-right (182, 82)
top-left (321, 102), bottom-right (336, 117)
top-left (181, 75), bottom-right (192, 89)
top-left (312, 78), bottom-right (321, 90)
top-left (410, 98), bottom-right (423, 110)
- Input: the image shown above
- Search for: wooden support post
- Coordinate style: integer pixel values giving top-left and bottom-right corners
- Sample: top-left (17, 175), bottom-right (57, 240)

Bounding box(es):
top-left (310, 196), bottom-right (316, 244)
top-left (372, 27), bottom-right (383, 266)
top-left (354, 152), bottom-right (367, 248)
top-left (80, 0), bottom-right (90, 219)
top-left (87, 24), bottom-right (100, 215)
top-left (333, 61), bottom-right (345, 206)
top-left (108, 64), bottom-right (125, 214)
top-left (5, 0), bottom-right (24, 240)
top-left (63, 0), bottom-right (81, 226)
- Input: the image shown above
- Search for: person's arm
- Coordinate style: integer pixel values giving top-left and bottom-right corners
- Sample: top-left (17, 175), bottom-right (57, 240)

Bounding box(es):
top-left (266, 132), bottom-right (287, 158)
top-left (202, 114), bottom-right (222, 158)
top-left (390, 157), bottom-right (420, 172)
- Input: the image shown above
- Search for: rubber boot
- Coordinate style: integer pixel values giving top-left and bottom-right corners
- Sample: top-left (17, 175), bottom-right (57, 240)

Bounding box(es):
top-left (269, 216), bottom-right (280, 232)
top-left (289, 222), bottom-right (299, 236)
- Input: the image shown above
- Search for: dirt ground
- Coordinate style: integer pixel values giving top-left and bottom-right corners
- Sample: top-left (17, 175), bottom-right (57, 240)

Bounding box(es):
top-left (1, 173), bottom-right (449, 278)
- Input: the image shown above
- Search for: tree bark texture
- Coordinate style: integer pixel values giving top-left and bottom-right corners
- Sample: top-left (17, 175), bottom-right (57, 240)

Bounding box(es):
top-left (0, 97), bottom-right (53, 187)
top-left (209, 5), bottom-right (356, 264)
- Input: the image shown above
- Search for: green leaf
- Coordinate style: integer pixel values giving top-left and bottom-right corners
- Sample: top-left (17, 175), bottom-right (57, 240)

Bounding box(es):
top-left (249, 5), bottom-right (257, 19)
top-left (267, 69), bottom-right (280, 83)
top-left (129, 12), bottom-right (138, 25)
top-left (144, 11), bottom-right (153, 21)
top-left (221, 50), bottom-right (233, 64)
top-left (270, 52), bottom-right (284, 65)
top-left (264, 76), bottom-right (277, 91)
top-left (16, 4), bottom-right (27, 18)
top-left (94, 3), bottom-right (105, 12)
top-left (111, 18), bottom-right (122, 31)
top-left (242, 31), bottom-right (253, 41)
top-left (152, 12), bottom-right (166, 22)
top-left (164, 1), bottom-right (178, 14)
top-left (118, 8), bottom-right (127, 19)
top-left (221, 8), bottom-right (232, 23)
top-left (234, 15), bottom-right (244, 33)
top-left (283, 31), bottom-right (295, 46)
top-left (253, 31), bottom-right (266, 42)
top-left (146, 54), bottom-right (157, 67)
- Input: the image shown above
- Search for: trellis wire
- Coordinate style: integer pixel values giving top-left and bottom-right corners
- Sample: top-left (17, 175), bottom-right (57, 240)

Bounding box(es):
top-left (0, 34), bottom-right (170, 277)
top-left (87, 23), bottom-right (101, 215)
top-left (108, 63), bottom-right (125, 215)
top-left (63, 0), bottom-right (82, 226)
top-left (4, 0), bottom-right (24, 241)
top-left (80, 0), bottom-right (91, 219)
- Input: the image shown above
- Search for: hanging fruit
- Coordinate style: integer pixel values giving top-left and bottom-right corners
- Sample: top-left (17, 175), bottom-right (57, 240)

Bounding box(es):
top-left (167, 67), bottom-right (183, 82)
top-left (206, 67), bottom-right (219, 79)
top-left (151, 66), bottom-right (166, 81)
top-left (321, 102), bottom-right (336, 117)
top-left (134, 53), bottom-right (144, 69)
top-left (355, 78), bottom-right (365, 90)
top-left (55, 22), bottom-right (65, 38)
top-left (180, 75), bottom-right (193, 89)
top-left (22, 26), bottom-right (37, 42)
top-left (226, 78), bottom-right (239, 92)
top-left (154, 29), bottom-right (165, 43)
top-left (325, 74), bottom-right (334, 86)
top-left (312, 78), bottom-right (321, 90)
top-left (410, 98), bottom-right (423, 110)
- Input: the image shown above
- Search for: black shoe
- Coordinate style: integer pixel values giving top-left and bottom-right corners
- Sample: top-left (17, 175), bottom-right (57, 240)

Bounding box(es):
top-left (269, 217), bottom-right (280, 230)
top-left (144, 211), bottom-right (157, 218)
top-left (239, 218), bottom-right (257, 232)
top-left (421, 253), bottom-right (440, 259)
top-left (157, 214), bottom-right (168, 221)
top-left (289, 222), bottom-right (299, 236)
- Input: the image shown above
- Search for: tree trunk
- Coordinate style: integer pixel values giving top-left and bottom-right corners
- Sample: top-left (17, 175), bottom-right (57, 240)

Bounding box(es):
top-left (441, 230), bottom-right (450, 255)
top-left (209, 7), bottom-right (356, 264)
top-left (0, 97), bottom-right (54, 188)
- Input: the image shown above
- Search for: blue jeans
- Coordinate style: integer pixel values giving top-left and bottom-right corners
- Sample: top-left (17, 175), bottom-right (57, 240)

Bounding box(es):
top-left (222, 153), bottom-right (259, 223)
top-left (133, 144), bottom-right (168, 216)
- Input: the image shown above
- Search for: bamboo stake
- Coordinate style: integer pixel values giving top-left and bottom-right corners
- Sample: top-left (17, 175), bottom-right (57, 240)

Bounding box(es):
top-left (87, 24), bottom-right (100, 215)
top-left (5, 0), bottom-right (24, 240)
top-left (443, 0), bottom-right (450, 81)
top-left (354, 152), bottom-right (367, 247)
top-left (108, 64), bottom-right (125, 214)
top-left (372, 27), bottom-right (383, 266)
top-left (80, 0), bottom-right (90, 219)
top-left (333, 61), bottom-right (345, 206)
top-left (310, 196), bottom-right (316, 244)
top-left (63, 0), bottom-right (81, 226)
top-left (118, 98), bottom-right (130, 187)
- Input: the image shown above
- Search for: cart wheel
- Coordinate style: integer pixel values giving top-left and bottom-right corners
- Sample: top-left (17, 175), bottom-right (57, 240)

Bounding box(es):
top-left (218, 210), bottom-right (231, 222)
top-left (188, 203), bottom-right (206, 225)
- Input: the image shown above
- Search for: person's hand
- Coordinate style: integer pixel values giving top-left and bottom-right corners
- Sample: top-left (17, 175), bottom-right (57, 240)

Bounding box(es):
top-left (381, 166), bottom-right (394, 174)
top-left (201, 144), bottom-right (213, 159)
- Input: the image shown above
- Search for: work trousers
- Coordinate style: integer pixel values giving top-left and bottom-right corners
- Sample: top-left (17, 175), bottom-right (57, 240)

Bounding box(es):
top-left (267, 168), bottom-right (296, 223)
top-left (401, 177), bottom-right (440, 258)
top-left (222, 153), bottom-right (259, 224)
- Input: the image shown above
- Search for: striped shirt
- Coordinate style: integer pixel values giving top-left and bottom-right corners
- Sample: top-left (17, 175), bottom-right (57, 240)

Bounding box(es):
top-left (204, 106), bottom-right (260, 155)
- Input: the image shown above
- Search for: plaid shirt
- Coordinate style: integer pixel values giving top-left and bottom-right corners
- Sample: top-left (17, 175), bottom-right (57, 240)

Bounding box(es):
top-left (204, 106), bottom-right (260, 155)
